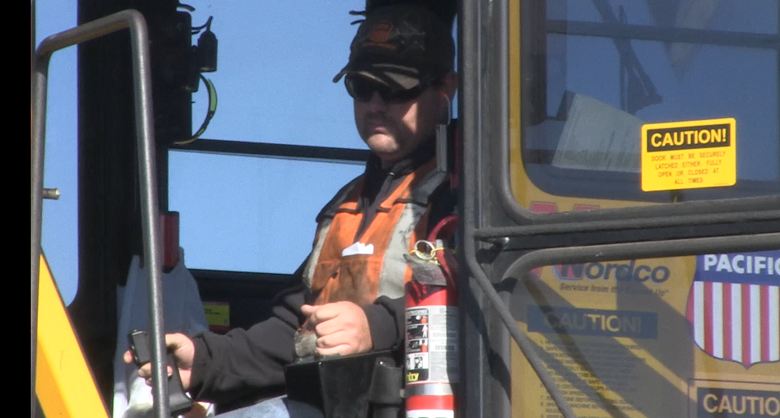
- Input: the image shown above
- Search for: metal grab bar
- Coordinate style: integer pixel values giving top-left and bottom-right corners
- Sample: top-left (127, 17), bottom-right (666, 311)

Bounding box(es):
top-left (32, 9), bottom-right (169, 418)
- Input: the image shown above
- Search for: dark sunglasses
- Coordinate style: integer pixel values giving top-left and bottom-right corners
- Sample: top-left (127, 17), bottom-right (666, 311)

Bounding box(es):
top-left (345, 75), bottom-right (430, 104)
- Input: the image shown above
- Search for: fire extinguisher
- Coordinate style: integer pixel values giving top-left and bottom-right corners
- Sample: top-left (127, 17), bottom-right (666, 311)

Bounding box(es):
top-left (403, 215), bottom-right (459, 418)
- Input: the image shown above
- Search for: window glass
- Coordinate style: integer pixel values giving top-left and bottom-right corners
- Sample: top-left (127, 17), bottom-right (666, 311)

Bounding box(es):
top-left (169, 151), bottom-right (364, 273)
top-left (513, 0), bottom-right (780, 208)
top-left (547, 0), bottom-right (777, 35)
top-left (508, 250), bottom-right (780, 417)
top-left (189, 1), bottom-right (366, 148)
top-left (36, 1), bottom-right (79, 305)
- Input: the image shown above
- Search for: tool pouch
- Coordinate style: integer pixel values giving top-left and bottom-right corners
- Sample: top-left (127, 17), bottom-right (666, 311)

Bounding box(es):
top-left (285, 350), bottom-right (403, 418)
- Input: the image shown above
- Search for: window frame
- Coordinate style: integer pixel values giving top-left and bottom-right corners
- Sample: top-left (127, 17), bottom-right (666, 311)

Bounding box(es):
top-left (492, 0), bottom-right (780, 235)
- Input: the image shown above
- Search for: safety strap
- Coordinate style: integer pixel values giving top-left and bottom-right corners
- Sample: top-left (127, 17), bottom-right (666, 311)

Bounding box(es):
top-left (174, 75), bottom-right (218, 145)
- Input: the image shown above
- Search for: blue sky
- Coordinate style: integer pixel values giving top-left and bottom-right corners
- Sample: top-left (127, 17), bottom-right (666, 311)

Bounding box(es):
top-left (36, 1), bottom-right (370, 304)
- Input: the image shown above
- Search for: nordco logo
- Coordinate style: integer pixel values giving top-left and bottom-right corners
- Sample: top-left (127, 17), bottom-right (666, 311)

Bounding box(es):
top-left (552, 260), bottom-right (670, 284)
top-left (529, 202), bottom-right (671, 284)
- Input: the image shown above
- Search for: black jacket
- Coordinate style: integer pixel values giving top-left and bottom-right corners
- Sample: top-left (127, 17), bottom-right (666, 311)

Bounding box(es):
top-left (187, 139), bottom-right (456, 406)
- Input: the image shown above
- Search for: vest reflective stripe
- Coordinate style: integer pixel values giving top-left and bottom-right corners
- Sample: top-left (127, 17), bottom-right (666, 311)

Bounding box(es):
top-left (379, 168), bottom-right (447, 298)
top-left (303, 160), bottom-right (445, 304)
top-left (301, 176), bottom-right (362, 284)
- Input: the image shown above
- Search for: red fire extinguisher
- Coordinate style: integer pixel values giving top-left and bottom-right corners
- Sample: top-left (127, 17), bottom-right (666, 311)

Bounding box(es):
top-left (404, 215), bottom-right (458, 418)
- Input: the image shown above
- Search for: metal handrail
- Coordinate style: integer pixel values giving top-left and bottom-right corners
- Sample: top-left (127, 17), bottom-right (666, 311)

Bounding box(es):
top-left (32, 9), bottom-right (169, 418)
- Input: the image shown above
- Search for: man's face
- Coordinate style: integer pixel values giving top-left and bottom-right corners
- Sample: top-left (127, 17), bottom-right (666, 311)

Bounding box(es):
top-left (352, 77), bottom-right (446, 167)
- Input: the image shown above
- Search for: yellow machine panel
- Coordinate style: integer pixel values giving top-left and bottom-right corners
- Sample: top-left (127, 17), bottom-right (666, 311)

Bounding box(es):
top-left (36, 255), bottom-right (109, 418)
top-left (510, 251), bottom-right (780, 418)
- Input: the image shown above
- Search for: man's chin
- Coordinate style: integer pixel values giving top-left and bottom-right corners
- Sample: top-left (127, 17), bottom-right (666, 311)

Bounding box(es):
top-left (365, 136), bottom-right (399, 152)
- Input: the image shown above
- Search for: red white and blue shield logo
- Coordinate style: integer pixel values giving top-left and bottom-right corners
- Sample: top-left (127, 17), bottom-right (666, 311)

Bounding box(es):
top-left (686, 250), bottom-right (779, 368)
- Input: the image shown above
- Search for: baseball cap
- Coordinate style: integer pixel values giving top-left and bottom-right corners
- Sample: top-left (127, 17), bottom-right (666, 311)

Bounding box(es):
top-left (332, 4), bottom-right (455, 90)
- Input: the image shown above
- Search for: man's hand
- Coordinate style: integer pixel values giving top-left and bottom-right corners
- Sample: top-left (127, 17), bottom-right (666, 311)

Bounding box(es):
top-left (123, 332), bottom-right (195, 390)
top-left (300, 302), bottom-right (373, 356)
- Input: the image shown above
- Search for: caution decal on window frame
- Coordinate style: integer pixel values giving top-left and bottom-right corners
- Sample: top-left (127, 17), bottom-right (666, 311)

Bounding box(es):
top-left (641, 118), bottom-right (736, 192)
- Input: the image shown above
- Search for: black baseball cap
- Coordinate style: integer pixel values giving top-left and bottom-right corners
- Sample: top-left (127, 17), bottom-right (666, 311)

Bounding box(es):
top-left (332, 4), bottom-right (455, 90)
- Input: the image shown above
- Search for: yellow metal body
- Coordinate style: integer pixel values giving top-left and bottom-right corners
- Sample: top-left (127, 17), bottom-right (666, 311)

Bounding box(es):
top-left (36, 254), bottom-right (108, 418)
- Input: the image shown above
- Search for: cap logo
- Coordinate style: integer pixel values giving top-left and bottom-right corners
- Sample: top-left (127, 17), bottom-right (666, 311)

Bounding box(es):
top-left (362, 21), bottom-right (396, 51)
top-left (368, 21), bottom-right (393, 43)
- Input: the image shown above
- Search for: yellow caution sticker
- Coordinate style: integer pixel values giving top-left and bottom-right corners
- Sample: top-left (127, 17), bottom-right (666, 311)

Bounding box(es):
top-left (641, 118), bottom-right (736, 192)
top-left (203, 301), bottom-right (230, 332)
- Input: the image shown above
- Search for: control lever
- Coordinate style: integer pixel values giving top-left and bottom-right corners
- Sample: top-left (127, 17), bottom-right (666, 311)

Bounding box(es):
top-left (128, 330), bottom-right (193, 416)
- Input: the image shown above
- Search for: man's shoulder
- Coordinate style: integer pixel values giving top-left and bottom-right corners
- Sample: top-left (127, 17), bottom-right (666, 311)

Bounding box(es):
top-left (426, 180), bottom-right (457, 228)
top-left (314, 174), bottom-right (365, 223)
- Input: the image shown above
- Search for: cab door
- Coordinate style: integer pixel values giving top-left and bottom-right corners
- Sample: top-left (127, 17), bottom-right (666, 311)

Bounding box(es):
top-left (459, 0), bottom-right (780, 416)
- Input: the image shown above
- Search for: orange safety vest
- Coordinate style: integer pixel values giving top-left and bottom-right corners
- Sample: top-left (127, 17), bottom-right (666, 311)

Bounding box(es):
top-left (302, 159), bottom-right (446, 305)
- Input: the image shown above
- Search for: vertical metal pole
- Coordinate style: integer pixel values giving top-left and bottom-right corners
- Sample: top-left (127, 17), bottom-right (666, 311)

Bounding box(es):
top-left (458, 0), bottom-right (483, 416)
top-left (127, 13), bottom-right (170, 418)
top-left (31, 0), bottom-right (42, 414)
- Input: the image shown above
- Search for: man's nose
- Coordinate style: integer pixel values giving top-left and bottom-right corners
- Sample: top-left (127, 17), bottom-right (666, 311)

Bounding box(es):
top-left (367, 91), bottom-right (388, 112)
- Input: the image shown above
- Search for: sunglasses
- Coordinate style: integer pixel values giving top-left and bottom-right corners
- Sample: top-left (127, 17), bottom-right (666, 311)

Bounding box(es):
top-left (345, 75), bottom-right (430, 104)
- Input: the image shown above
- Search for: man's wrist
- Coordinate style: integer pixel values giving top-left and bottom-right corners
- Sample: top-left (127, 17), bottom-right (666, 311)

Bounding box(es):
top-left (362, 302), bottom-right (401, 351)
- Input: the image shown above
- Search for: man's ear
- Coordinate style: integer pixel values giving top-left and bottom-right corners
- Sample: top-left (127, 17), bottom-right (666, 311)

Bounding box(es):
top-left (442, 71), bottom-right (458, 101)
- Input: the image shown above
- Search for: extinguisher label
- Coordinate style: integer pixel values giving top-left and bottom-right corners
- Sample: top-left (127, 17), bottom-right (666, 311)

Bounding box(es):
top-left (406, 306), bottom-right (459, 384)
top-left (406, 411), bottom-right (455, 418)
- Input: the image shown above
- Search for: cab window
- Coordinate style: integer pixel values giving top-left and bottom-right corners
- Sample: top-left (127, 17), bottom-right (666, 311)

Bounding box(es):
top-left (514, 0), bottom-right (779, 208)
top-left (171, 2), bottom-right (366, 273)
